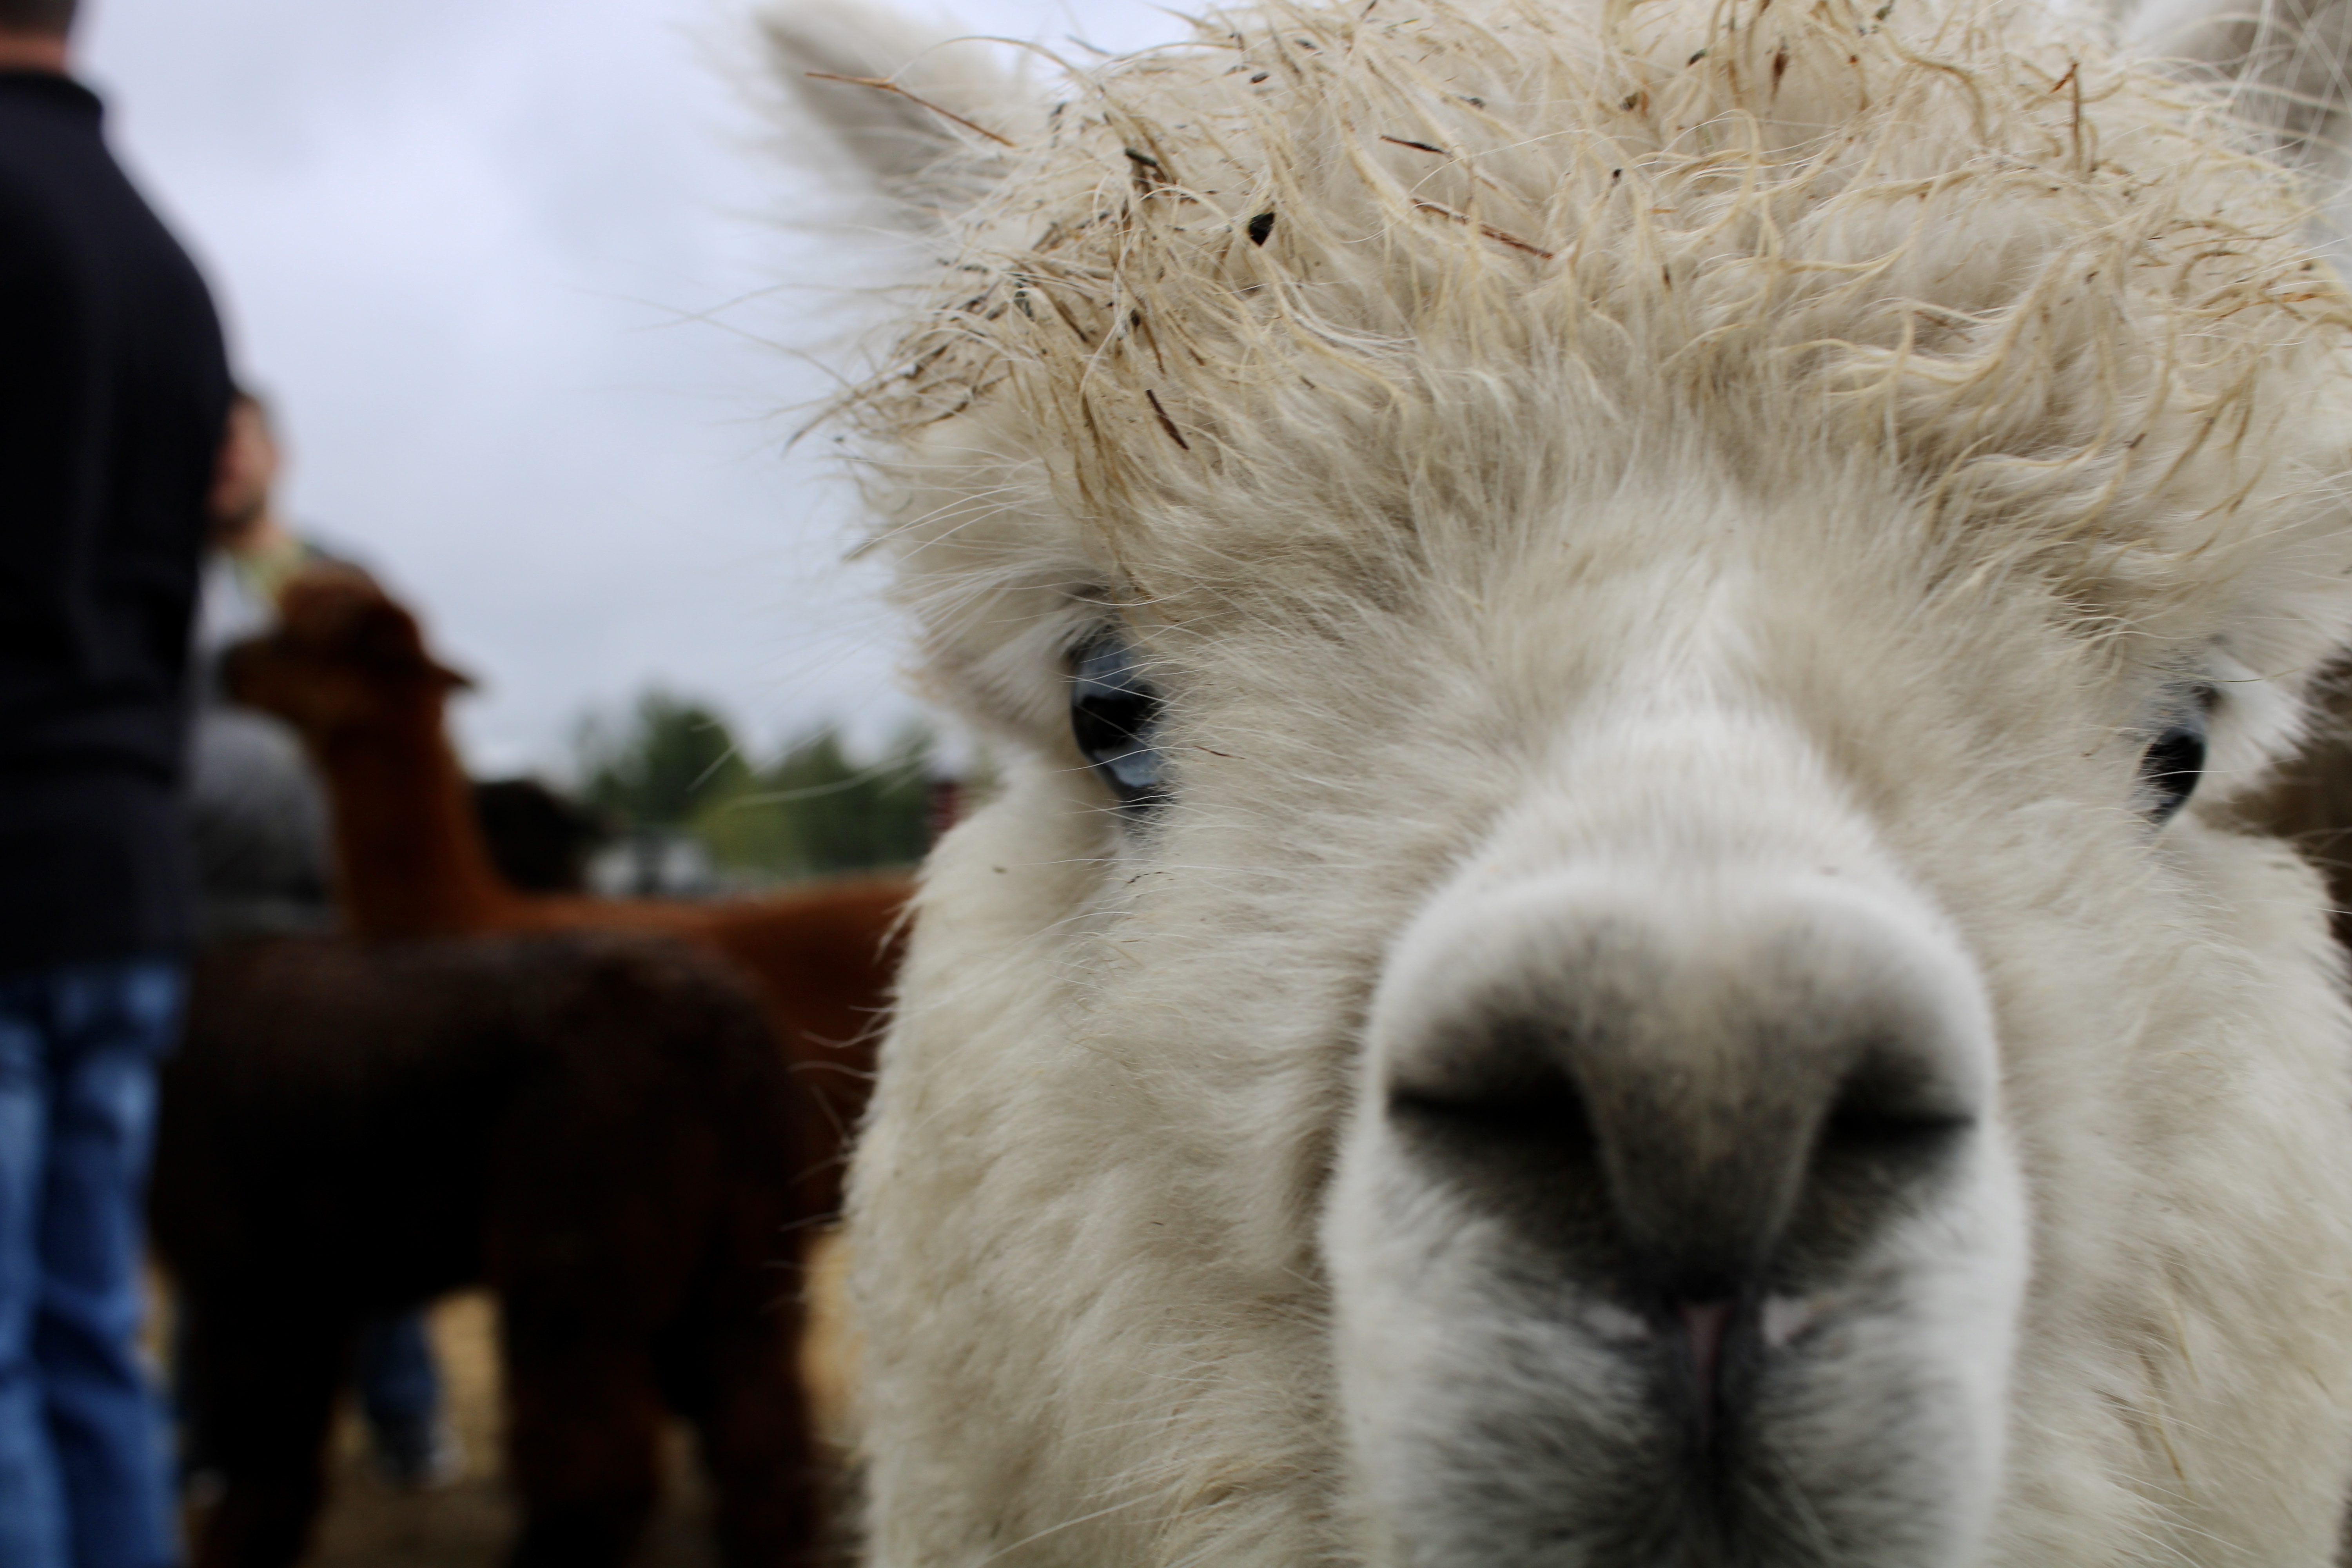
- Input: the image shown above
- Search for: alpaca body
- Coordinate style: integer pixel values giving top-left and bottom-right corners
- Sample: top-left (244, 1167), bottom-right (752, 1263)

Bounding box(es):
top-left (763, 0), bottom-right (2352, 1560)
top-left (223, 577), bottom-right (909, 1218)
top-left (155, 930), bottom-right (814, 1568)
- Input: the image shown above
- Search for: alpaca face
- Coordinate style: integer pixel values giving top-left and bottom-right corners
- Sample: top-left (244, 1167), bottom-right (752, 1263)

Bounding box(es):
top-left (1061, 557), bottom-right (2042, 1563)
top-left (856, 450), bottom-right (2352, 1565)
top-left (776, 0), bottom-right (2352, 1559)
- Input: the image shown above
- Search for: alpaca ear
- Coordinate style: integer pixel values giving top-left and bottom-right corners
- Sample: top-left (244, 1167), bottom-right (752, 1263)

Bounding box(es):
top-left (341, 591), bottom-right (465, 687)
top-left (2125, 0), bottom-right (2352, 177)
top-left (760, 0), bottom-right (1026, 197)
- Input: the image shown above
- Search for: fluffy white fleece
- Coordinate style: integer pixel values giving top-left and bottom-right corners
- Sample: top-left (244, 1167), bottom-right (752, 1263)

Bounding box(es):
top-left (765, 0), bottom-right (2352, 1559)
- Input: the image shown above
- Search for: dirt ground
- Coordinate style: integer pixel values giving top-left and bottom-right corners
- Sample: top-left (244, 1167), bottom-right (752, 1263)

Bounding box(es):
top-left (179, 1235), bottom-right (857, 1568)
top-left (289, 1292), bottom-right (719, 1568)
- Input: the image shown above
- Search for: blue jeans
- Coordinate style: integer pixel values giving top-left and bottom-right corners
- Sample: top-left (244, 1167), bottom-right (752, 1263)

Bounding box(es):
top-left (0, 962), bottom-right (182, 1568)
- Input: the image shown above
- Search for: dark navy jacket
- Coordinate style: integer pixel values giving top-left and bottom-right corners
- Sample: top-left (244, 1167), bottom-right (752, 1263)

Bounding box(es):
top-left (0, 69), bottom-right (232, 968)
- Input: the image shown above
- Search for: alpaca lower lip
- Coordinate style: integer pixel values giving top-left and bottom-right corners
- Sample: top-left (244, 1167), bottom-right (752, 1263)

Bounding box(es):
top-left (1592, 1291), bottom-right (1823, 1433)
top-left (1677, 1298), bottom-right (1734, 1448)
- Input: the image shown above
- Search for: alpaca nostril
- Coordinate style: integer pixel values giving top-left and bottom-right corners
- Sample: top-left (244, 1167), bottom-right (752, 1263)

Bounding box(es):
top-left (1385, 1057), bottom-right (1609, 1241)
top-left (1818, 1062), bottom-right (1975, 1161)
top-left (1387, 1058), bottom-right (1594, 1157)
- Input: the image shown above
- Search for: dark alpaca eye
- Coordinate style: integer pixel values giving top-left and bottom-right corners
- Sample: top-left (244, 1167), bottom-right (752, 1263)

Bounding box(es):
top-left (2139, 689), bottom-right (2213, 827)
top-left (1071, 631), bottom-right (1165, 810)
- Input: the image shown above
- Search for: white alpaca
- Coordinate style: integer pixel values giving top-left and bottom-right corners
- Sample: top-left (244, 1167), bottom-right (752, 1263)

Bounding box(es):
top-left (769, 0), bottom-right (2352, 1560)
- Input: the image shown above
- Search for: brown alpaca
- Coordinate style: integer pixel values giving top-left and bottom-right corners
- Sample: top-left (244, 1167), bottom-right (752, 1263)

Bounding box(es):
top-left (221, 567), bottom-right (911, 1223)
top-left (157, 931), bottom-right (817, 1568)
top-left (2242, 670), bottom-right (2352, 949)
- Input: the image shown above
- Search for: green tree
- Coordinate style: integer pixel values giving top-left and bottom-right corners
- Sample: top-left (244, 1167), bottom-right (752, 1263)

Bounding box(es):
top-left (576, 691), bottom-right (751, 829)
top-left (694, 720), bottom-right (934, 880)
top-left (575, 688), bottom-right (937, 886)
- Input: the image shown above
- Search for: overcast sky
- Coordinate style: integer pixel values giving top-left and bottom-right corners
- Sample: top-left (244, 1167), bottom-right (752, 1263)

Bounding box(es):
top-left (78, 0), bottom-right (1168, 775)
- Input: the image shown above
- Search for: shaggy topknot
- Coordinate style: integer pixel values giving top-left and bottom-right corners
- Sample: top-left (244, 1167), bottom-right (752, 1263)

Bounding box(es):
top-left (845, 0), bottom-right (2352, 608)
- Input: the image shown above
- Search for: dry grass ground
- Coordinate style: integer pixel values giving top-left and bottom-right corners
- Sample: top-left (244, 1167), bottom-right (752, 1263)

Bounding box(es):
top-left (298, 1293), bottom-right (714, 1568)
top-left (177, 1234), bottom-right (857, 1568)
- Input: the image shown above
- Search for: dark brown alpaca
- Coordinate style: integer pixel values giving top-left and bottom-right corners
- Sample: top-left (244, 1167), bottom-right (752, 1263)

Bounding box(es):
top-left (155, 931), bottom-right (816, 1568)
top-left (221, 567), bottom-right (912, 1222)
top-left (2243, 671), bottom-right (2352, 947)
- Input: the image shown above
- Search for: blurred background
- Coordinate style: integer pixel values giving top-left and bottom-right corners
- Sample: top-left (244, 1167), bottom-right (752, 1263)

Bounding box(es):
top-left (81, 0), bottom-right (1166, 878)
top-left (40, 2), bottom-right (1187, 1564)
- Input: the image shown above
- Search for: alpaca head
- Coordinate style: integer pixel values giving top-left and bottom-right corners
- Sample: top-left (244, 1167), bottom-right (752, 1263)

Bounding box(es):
top-left (773, 0), bottom-right (2352, 1560)
top-left (224, 566), bottom-right (472, 751)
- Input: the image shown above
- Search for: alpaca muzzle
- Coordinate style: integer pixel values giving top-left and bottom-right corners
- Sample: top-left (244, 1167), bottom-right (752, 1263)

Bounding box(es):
top-left (1331, 846), bottom-right (2022, 1566)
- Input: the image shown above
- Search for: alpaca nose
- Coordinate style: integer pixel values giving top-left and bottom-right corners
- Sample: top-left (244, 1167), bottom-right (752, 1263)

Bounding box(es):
top-left (1376, 873), bottom-right (1992, 1420)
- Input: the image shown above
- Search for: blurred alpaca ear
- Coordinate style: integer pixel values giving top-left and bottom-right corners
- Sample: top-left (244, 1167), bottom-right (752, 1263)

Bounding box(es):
top-left (344, 592), bottom-right (470, 690)
top-left (760, 0), bottom-right (1025, 198)
top-left (2125, 0), bottom-right (2352, 178)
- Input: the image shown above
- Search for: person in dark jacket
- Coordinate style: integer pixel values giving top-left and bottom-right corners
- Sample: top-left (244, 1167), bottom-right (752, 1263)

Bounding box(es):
top-left (0, 1), bottom-right (233, 1563)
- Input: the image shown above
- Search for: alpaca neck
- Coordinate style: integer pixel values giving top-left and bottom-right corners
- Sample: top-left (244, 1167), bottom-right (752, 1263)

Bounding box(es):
top-left (316, 697), bottom-right (521, 938)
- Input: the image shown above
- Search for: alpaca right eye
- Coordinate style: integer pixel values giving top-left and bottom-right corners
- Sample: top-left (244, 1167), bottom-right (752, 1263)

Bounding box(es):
top-left (1071, 632), bottom-right (1165, 810)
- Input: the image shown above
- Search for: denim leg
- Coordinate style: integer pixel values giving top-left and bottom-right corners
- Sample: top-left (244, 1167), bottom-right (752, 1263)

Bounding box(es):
top-left (0, 981), bottom-right (67, 1568)
top-left (354, 1310), bottom-right (440, 1440)
top-left (36, 963), bottom-right (181, 1568)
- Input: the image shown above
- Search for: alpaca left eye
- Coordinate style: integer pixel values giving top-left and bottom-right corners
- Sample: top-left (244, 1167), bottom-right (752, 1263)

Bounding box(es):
top-left (2139, 689), bottom-right (2213, 827)
top-left (1071, 631), bottom-right (1166, 811)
